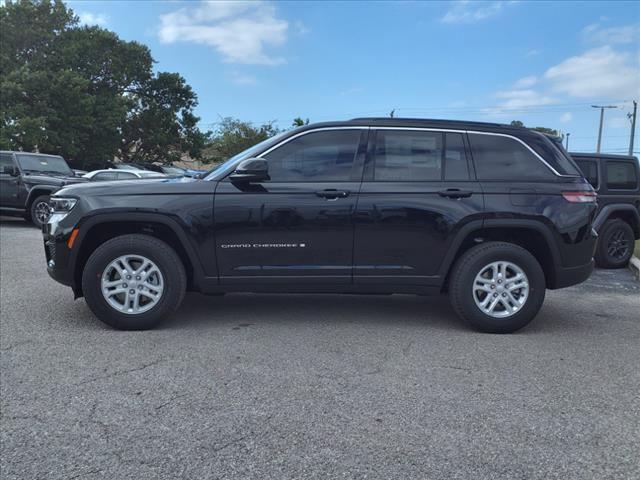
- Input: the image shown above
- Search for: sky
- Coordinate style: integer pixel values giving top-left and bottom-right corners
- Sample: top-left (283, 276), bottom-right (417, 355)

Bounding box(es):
top-left (67, 0), bottom-right (640, 154)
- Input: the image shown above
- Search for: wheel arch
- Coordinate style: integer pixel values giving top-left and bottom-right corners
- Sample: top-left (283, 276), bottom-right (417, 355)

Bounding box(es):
top-left (71, 213), bottom-right (206, 296)
top-left (26, 185), bottom-right (58, 209)
top-left (439, 219), bottom-right (561, 290)
top-left (593, 204), bottom-right (640, 239)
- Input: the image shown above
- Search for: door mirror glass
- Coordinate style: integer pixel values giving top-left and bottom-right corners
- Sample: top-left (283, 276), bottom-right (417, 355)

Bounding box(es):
top-left (230, 158), bottom-right (269, 183)
top-left (3, 165), bottom-right (18, 176)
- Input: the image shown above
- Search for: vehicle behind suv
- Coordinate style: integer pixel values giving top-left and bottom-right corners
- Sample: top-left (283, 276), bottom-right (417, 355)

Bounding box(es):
top-left (571, 153), bottom-right (640, 268)
top-left (44, 118), bottom-right (597, 333)
top-left (0, 151), bottom-right (87, 227)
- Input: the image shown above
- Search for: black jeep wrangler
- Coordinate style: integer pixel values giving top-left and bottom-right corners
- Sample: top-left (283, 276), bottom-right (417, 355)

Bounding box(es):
top-left (44, 118), bottom-right (597, 333)
top-left (0, 151), bottom-right (86, 227)
top-left (571, 153), bottom-right (640, 268)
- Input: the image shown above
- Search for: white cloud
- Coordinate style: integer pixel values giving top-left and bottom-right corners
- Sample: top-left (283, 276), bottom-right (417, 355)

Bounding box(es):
top-left (229, 71), bottom-right (257, 86)
top-left (158, 1), bottom-right (288, 66)
top-left (544, 46), bottom-right (640, 98)
top-left (582, 23), bottom-right (640, 45)
top-left (513, 75), bottom-right (538, 88)
top-left (493, 89), bottom-right (556, 109)
top-left (441, 1), bottom-right (516, 24)
top-left (78, 12), bottom-right (109, 26)
top-left (560, 112), bottom-right (573, 123)
top-left (526, 49), bottom-right (541, 57)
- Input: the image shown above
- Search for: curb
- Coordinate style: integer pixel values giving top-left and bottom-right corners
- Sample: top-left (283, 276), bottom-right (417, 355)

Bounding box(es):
top-left (629, 256), bottom-right (640, 281)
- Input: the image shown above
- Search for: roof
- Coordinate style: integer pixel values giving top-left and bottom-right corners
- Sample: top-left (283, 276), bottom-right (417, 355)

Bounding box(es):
top-left (570, 152), bottom-right (638, 160)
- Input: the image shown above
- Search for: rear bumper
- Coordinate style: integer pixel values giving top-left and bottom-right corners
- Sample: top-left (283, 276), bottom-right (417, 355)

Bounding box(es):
top-left (550, 259), bottom-right (594, 289)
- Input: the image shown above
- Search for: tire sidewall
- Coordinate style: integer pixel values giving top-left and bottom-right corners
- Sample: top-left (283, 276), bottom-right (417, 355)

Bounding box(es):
top-left (82, 237), bottom-right (184, 330)
top-left (599, 220), bottom-right (634, 268)
top-left (453, 244), bottom-right (546, 333)
top-left (29, 195), bottom-right (51, 228)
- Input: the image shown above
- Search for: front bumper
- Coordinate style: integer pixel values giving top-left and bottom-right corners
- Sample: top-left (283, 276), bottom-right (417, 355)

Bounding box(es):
top-left (43, 218), bottom-right (77, 289)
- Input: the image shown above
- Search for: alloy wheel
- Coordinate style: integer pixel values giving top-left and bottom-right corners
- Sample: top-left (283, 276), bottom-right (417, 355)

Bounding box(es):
top-left (473, 261), bottom-right (529, 318)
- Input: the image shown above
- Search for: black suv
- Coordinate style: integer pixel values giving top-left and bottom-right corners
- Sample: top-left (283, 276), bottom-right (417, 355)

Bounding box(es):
top-left (44, 119), bottom-right (597, 333)
top-left (0, 151), bottom-right (86, 227)
top-left (571, 153), bottom-right (640, 268)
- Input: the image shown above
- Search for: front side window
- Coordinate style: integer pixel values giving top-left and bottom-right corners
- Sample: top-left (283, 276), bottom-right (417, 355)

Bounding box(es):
top-left (263, 130), bottom-right (361, 182)
top-left (0, 153), bottom-right (14, 171)
top-left (575, 159), bottom-right (598, 188)
top-left (117, 172), bottom-right (137, 180)
top-left (469, 133), bottom-right (554, 181)
top-left (606, 161), bottom-right (638, 190)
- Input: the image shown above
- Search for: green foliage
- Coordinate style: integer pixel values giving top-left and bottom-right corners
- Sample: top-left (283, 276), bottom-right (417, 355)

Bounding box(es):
top-left (202, 118), bottom-right (280, 164)
top-left (292, 117), bottom-right (309, 127)
top-left (0, 0), bottom-right (208, 169)
top-left (510, 120), bottom-right (559, 137)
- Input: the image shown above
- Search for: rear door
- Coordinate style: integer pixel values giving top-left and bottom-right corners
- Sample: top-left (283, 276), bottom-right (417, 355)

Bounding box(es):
top-left (214, 128), bottom-right (367, 285)
top-left (353, 128), bottom-right (484, 287)
top-left (602, 158), bottom-right (640, 210)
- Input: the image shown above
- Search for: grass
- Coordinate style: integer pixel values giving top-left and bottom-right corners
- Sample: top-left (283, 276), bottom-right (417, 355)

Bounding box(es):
top-left (635, 240), bottom-right (640, 259)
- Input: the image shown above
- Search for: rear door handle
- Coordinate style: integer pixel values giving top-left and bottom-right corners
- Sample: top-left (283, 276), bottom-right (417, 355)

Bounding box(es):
top-left (438, 189), bottom-right (473, 199)
top-left (316, 189), bottom-right (350, 200)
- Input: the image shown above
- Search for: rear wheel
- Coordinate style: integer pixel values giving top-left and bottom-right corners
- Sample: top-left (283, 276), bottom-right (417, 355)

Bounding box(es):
top-left (594, 219), bottom-right (635, 269)
top-left (449, 242), bottom-right (546, 333)
top-left (82, 234), bottom-right (186, 330)
top-left (29, 195), bottom-right (51, 228)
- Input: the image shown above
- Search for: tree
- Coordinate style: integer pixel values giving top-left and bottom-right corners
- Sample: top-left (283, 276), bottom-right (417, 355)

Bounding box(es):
top-left (511, 120), bottom-right (560, 137)
top-left (202, 118), bottom-right (280, 164)
top-left (0, 0), bottom-right (209, 169)
top-left (292, 117), bottom-right (309, 127)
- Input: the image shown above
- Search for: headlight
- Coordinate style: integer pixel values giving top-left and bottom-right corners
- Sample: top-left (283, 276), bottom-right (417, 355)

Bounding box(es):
top-left (48, 197), bottom-right (77, 223)
top-left (49, 197), bottom-right (77, 212)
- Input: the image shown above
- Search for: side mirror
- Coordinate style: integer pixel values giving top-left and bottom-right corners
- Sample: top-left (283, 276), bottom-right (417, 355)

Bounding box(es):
top-left (3, 165), bottom-right (19, 176)
top-left (229, 158), bottom-right (269, 183)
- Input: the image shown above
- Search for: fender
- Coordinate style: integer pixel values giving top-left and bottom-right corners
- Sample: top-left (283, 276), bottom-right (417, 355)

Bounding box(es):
top-left (593, 204), bottom-right (640, 233)
top-left (70, 211), bottom-right (209, 290)
top-left (25, 184), bottom-right (61, 207)
top-left (436, 218), bottom-right (562, 279)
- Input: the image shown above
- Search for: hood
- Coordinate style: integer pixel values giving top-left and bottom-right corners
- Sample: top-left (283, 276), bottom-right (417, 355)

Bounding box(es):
top-left (23, 173), bottom-right (88, 187)
top-left (54, 175), bottom-right (204, 198)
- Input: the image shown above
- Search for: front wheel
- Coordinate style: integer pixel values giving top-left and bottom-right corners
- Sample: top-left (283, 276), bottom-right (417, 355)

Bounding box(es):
top-left (29, 195), bottom-right (51, 228)
top-left (82, 234), bottom-right (186, 330)
top-left (448, 242), bottom-right (546, 333)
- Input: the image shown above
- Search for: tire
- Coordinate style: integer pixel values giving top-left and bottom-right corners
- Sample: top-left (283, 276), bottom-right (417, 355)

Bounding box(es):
top-left (448, 242), bottom-right (546, 334)
top-left (594, 219), bottom-right (635, 269)
top-left (82, 234), bottom-right (186, 330)
top-left (29, 194), bottom-right (51, 228)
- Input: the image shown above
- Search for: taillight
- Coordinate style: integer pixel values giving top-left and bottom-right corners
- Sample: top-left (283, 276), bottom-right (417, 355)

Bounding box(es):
top-left (562, 191), bottom-right (597, 203)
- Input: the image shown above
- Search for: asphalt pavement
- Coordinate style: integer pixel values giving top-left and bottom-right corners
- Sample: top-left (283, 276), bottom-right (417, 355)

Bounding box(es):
top-left (1, 216), bottom-right (639, 479)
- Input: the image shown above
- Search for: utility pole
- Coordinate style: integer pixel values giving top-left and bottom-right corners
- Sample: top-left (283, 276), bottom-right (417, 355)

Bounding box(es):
top-left (628, 100), bottom-right (637, 156)
top-left (565, 133), bottom-right (570, 150)
top-left (592, 105), bottom-right (618, 153)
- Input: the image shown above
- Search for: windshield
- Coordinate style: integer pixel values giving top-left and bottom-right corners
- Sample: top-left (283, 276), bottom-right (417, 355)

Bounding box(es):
top-left (16, 154), bottom-right (72, 175)
top-left (203, 131), bottom-right (289, 180)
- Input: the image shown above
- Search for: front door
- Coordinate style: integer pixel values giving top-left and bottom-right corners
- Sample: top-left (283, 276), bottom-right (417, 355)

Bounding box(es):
top-left (354, 128), bottom-right (484, 287)
top-left (214, 128), bottom-right (367, 285)
top-left (0, 152), bottom-right (21, 208)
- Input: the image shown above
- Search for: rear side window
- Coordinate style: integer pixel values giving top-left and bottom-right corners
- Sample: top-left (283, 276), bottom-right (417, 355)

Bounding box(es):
top-left (606, 161), bottom-right (638, 190)
top-left (372, 130), bottom-right (469, 181)
top-left (469, 133), bottom-right (554, 181)
top-left (93, 172), bottom-right (118, 181)
top-left (117, 172), bottom-right (137, 180)
top-left (263, 130), bottom-right (361, 182)
top-left (575, 159), bottom-right (598, 188)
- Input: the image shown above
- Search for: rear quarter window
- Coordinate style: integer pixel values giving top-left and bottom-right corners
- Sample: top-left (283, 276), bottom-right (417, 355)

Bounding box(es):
top-left (605, 161), bottom-right (638, 190)
top-left (468, 133), bottom-right (555, 181)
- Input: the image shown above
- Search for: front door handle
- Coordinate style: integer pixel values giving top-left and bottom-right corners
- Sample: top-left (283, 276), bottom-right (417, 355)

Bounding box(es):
top-left (316, 189), bottom-right (350, 200)
top-left (438, 189), bottom-right (473, 199)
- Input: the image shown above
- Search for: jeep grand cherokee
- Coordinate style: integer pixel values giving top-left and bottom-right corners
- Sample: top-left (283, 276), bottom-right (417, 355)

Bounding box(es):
top-left (43, 118), bottom-right (597, 333)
